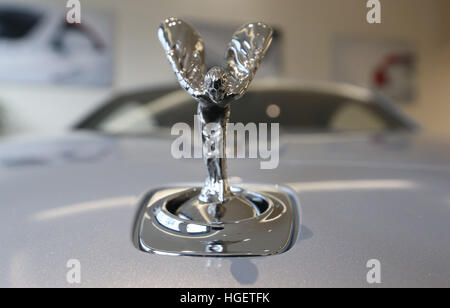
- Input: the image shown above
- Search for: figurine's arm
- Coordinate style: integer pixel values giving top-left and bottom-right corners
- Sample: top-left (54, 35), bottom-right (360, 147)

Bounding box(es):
top-left (225, 22), bottom-right (274, 98)
top-left (158, 17), bottom-right (207, 98)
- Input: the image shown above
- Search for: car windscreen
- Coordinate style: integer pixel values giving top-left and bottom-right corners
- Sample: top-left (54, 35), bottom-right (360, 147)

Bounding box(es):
top-left (77, 88), bottom-right (412, 135)
top-left (0, 8), bottom-right (41, 40)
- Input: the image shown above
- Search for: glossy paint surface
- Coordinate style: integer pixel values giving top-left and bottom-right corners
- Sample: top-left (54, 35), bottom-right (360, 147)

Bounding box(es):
top-left (1, 131), bottom-right (449, 287)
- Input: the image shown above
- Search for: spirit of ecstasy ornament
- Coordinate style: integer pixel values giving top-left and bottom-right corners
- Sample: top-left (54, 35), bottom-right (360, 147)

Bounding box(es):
top-left (133, 18), bottom-right (299, 256)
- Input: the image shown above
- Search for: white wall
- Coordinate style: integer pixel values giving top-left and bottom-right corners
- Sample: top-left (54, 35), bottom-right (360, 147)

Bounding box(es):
top-left (0, 0), bottom-right (449, 136)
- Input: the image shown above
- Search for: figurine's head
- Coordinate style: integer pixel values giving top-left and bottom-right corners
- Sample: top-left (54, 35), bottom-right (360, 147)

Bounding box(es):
top-left (204, 66), bottom-right (227, 104)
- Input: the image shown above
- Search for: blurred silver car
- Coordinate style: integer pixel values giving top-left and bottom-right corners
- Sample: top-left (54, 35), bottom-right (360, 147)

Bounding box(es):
top-left (1, 80), bottom-right (449, 287)
top-left (0, 3), bottom-right (111, 85)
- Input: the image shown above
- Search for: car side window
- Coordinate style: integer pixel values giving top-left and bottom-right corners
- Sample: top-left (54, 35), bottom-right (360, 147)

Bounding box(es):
top-left (330, 102), bottom-right (387, 132)
top-left (83, 89), bottom-right (409, 134)
top-left (51, 21), bottom-right (105, 54)
top-left (96, 101), bottom-right (157, 134)
top-left (0, 9), bottom-right (41, 40)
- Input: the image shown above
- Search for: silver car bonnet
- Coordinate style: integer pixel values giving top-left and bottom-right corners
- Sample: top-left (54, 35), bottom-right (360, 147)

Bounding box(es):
top-left (0, 131), bottom-right (449, 287)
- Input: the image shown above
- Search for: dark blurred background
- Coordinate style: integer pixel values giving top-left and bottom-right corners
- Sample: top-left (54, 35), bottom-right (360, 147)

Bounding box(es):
top-left (0, 0), bottom-right (448, 137)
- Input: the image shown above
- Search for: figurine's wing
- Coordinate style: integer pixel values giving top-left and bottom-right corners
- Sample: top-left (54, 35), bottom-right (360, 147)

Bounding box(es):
top-left (225, 22), bottom-right (273, 97)
top-left (158, 18), bottom-right (206, 97)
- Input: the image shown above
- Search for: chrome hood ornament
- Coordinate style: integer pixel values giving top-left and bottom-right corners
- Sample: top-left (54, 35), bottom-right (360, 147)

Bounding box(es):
top-left (133, 18), bottom-right (299, 257)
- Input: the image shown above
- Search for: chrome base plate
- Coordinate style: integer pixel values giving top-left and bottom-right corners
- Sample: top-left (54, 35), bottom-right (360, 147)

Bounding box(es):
top-left (133, 185), bottom-right (299, 257)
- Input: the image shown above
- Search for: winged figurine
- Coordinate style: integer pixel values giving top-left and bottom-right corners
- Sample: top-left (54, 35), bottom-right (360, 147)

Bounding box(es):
top-left (158, 17), bottom-right (273, 204)
top-left (158, 17), bottom-right (273, 107)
